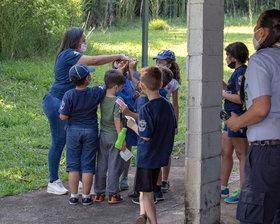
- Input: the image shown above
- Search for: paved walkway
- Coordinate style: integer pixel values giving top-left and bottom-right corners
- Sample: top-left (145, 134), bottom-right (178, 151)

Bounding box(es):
top-left (0, 153), bottom-right (240, 224)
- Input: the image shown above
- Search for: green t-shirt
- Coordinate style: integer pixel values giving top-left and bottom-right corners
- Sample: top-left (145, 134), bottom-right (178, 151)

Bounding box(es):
top-left (100, 96), bottom-right (123, 136)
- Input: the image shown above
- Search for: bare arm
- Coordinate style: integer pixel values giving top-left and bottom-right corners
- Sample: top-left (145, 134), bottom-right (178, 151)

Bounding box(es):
top-left (77, 54), bottom-right (129, 66)
top-left (59, 114), bottom-right (69, 120)
top-left (226, 95), bottom-right (271, 132)
top-left (222, 90), bottom-right (242, 104)
top-left (128, 58), bottom-right (138, 89)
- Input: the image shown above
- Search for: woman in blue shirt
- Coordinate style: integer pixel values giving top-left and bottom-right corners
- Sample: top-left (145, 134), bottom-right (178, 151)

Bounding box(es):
top-left (43, 27), bottom-right (128, 195)
top-left (221, 42), bottom-right (249, 204)
top-left (226, 9), bottom-right (280, 223)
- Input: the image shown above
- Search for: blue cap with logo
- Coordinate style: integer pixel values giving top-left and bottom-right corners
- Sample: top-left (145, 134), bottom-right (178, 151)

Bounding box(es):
top-left (153, 50), bottom-right (176, 61)
top-left (69, 63), bottom-right (95, 80)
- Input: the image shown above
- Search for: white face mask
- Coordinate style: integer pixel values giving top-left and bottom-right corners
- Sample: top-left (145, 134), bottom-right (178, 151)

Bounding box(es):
top-left (253, 28), bottom-right (262, 50)
top-left (78, 43), bottom-right (87, 53)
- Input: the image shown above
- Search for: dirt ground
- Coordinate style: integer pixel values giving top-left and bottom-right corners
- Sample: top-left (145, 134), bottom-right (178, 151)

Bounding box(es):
top-left (0, 153), bottom-right (240, 224)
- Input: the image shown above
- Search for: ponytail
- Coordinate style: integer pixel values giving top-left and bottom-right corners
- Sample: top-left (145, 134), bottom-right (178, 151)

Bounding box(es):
top-left (166, 59), bottom-right (181, 84)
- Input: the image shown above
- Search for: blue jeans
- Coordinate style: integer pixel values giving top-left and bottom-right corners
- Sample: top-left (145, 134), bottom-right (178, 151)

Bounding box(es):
top-left (66, 127), bottom-right (98, 173)
top-left (43, 93), bottom-right (67, 182)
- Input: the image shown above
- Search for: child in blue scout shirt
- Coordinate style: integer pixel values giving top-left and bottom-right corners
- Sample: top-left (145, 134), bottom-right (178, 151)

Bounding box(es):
top-left (94, 69), bottom-right (127, 204)
top-left (112, 56), bottom-right (139, 191)
top-left (153, 50), bottom-right (181, 193)
top-left (122, 67), bottom-right (173, 203)
top-left (59, 64), bottom-right (106, 206)
top-left (127, 66), bottom-right (176, 224)
top-left (221, 42), bottom-right (249, 204)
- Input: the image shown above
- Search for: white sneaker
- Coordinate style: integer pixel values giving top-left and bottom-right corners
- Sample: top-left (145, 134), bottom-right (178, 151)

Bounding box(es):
top-left (47, 179), bottom-right (68, 195)
top-left (78, 181), bottom-right (95, 195)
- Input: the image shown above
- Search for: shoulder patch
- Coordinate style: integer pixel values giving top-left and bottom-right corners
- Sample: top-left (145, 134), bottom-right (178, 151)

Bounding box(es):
top-left (60, 101), bottom-right (65, 111)
top-left (138, 120), bottom-right (147, 132)
top-left (73, 51), bottom-right (80, 56)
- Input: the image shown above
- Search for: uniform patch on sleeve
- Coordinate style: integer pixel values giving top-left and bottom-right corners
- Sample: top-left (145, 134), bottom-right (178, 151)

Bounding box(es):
top-left (138, 120), bottom-right (147, 132)
top-left (60, 101), bottom-right (65, 110)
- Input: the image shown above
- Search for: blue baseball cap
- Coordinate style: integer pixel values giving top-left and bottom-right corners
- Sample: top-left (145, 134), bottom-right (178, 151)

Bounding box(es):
top-left (153, 50), bottom-right (176, 61)
top-left (69, 63), bottom-right (95, 80)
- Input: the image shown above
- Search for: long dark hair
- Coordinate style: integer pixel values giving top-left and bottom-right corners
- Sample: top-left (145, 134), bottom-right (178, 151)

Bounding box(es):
top-left (258, 9), bottom-right (280, 50)
top-left (55, 27), bottom-right (84, 62)
top-left (166, 59), bottom-right (181, 84)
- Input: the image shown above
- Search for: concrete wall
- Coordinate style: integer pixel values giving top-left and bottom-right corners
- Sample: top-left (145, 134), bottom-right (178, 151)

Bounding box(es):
top-left (185, 0), bottom-right (224, 223)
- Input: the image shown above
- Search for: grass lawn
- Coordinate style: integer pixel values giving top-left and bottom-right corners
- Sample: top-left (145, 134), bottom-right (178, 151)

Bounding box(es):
top-left (0, 18), bottom-right (256, 197)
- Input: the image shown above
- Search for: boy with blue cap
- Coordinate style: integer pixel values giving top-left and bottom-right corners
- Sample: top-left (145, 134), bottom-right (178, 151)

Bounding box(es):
top-left (59, 63), bottom-right (106, 206)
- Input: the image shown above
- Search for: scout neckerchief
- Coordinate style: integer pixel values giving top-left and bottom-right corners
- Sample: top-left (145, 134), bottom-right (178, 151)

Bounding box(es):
top-left (273, 41), bottom-right (280, 48)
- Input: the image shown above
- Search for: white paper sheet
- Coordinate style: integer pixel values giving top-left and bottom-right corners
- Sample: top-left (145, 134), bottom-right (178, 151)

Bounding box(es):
top-left (120, 148), bottom-right (133, 162)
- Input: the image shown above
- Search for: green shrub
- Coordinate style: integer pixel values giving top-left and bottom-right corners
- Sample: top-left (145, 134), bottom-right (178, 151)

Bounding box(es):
top-left (149, 18), bottom-right (169, 31)
top-left (0, 0), bottom-right (82, 60)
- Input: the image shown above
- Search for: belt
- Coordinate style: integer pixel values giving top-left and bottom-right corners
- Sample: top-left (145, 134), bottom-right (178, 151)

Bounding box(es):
top-left (249, 140), bottom-right (280, 146)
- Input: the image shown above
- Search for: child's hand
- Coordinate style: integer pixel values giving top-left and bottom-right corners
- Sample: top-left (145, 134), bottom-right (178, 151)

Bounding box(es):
top-left (117, 60), bottom-right (129, 74)
top-left (129, 58), bottom-right (138, 71)
top-left (133, 91), bottom-right (140, 100)
top-left (120, 104), bottom-right (130, 115)
top-left (121, 140), bottom-right (126, 152)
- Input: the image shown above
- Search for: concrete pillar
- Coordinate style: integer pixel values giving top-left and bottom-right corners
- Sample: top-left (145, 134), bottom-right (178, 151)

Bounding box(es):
top-left (185, 0), bottom-right (224, 223)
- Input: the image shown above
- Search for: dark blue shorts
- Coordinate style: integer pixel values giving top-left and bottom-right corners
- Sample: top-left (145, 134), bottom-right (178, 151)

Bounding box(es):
top-left (66, 126), bottom-right (98, 173)
top-left (237, 144), bottom-right (280, 224)
top-left (224, 124), bottom-right (247, 138)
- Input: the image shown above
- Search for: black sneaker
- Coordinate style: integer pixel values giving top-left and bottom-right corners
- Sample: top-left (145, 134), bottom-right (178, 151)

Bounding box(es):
top-left (161, 180), bottom-right (170, 193)
top-left (108, 193), bottom-right (123, 204)
top-left (69, 197), bottom-right (79, 205)
top-left (82, 196), bottom-right (93, 206)
top-left (154, 191), bottom-right (164, 201)
top-left (128, 190), bottom-right (140, 198)
top-left (132, 197), bottom-right (157, 205)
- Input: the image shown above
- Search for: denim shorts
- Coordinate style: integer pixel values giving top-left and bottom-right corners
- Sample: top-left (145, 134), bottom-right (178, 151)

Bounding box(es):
top-left (224, 124), bottom-right (247, 138)
top-left (66, 126), bottom-right (98, 173)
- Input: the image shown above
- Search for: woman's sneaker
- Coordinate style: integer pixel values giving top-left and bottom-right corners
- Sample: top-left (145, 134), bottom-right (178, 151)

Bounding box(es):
top-left (82, 196), bottom-right (93, 206)
top-left (108, 193), bottom-right (123, 204)
top-left (95, 193), bottom-right (105, 202)
top-left (69, 197), bottom-right (79, 205)
top-left (221, 187), bottom-right (229, 198)
top-left (47, 179), bottom-right (68, 195)
top-left (224, 188), bottom-right (240, 204)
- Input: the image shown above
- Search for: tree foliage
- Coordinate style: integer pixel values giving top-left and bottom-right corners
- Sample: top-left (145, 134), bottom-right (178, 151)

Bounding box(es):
top-left (0, 0), bottom-right (81, 60)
